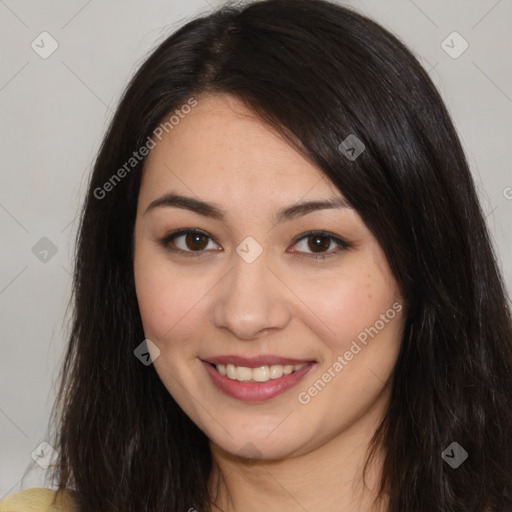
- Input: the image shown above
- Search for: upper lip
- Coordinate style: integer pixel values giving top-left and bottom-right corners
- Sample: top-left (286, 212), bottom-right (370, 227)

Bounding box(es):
top-left (202, 355), bottom-right (316, 367)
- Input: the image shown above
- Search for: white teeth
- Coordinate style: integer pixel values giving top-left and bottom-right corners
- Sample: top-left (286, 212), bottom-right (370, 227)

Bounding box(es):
top-left (226, 364), bottom-right (236, 379)
top-left (283, 365), bottom-right (294, 375)
top-left (236, 366), bottom-right (252, 381)
top-left (269, 365), bottom-right (283, 379)
top-left (215, 363), bottom-right (307, 382)
top-left (253, 366), bottom-right (269, 382)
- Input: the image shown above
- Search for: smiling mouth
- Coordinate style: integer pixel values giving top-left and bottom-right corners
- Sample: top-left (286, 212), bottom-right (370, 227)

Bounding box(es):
top-left (202, 359), bottom-right (317, 402)
top-left (208, 362), bottom-right (309, 383)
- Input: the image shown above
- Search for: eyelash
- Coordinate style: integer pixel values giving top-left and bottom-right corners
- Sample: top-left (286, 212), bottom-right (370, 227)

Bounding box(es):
top-left (158, 228), bottom-right (352, 260)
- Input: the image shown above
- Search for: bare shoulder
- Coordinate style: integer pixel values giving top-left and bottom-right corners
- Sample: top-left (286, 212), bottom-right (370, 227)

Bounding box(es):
top-left (0, 487), bottom-right (78, 512)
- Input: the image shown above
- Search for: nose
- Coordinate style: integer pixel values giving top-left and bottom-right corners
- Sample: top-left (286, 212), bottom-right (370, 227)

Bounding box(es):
top-left (212, 252), bottom-right (292, 341)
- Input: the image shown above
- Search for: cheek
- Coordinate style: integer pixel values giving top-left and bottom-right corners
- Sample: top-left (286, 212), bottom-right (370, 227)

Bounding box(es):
top-left (295, 258), bottom-right (399, 351)
top-left (134, 245), bottom-right (200, 343)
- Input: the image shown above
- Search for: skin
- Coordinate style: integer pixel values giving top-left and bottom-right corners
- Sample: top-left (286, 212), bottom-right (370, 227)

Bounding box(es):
top-left (133, 93), bottom-right (405, 512)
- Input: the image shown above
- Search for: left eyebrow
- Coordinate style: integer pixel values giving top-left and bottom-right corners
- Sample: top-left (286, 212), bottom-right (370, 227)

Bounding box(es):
top-left (275, 197), bottom-right (353, 223)
top-left (143, 192), bottom-right (353, 223)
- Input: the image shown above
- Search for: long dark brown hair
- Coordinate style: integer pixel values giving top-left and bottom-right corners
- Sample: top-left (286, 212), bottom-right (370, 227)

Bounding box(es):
top-left (39, 0), bottom-right (512, 510)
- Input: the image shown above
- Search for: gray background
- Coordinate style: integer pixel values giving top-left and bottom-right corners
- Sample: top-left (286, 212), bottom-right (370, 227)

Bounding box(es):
top-left (1, 0), bottom-right (511, 497)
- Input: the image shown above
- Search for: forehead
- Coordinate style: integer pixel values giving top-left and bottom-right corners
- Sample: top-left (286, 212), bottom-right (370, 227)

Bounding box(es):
top-left (140, 94), bottom-right (338, 201)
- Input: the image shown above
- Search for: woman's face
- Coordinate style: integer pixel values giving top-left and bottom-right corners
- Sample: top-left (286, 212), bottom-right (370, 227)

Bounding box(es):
top-left (133, 93), bottom-right (404, 460)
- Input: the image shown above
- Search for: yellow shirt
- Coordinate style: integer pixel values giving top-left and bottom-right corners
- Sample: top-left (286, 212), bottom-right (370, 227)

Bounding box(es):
top-left (0, 487), bottom-right (77, 512)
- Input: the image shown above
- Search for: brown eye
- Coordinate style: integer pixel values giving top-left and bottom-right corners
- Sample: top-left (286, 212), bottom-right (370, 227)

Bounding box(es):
top-left (290, 231), bottom-right (351, 260)
top-left (307, 234), bottom-right (331, 253)
top-left (183, 232), bottom-right (209, 251)
top-left (160, 229), bottom-right (219, 256)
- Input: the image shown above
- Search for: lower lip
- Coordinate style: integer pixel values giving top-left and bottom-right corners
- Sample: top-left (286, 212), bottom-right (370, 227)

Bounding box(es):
top-left (202, 361), bottom-right (316, 402)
